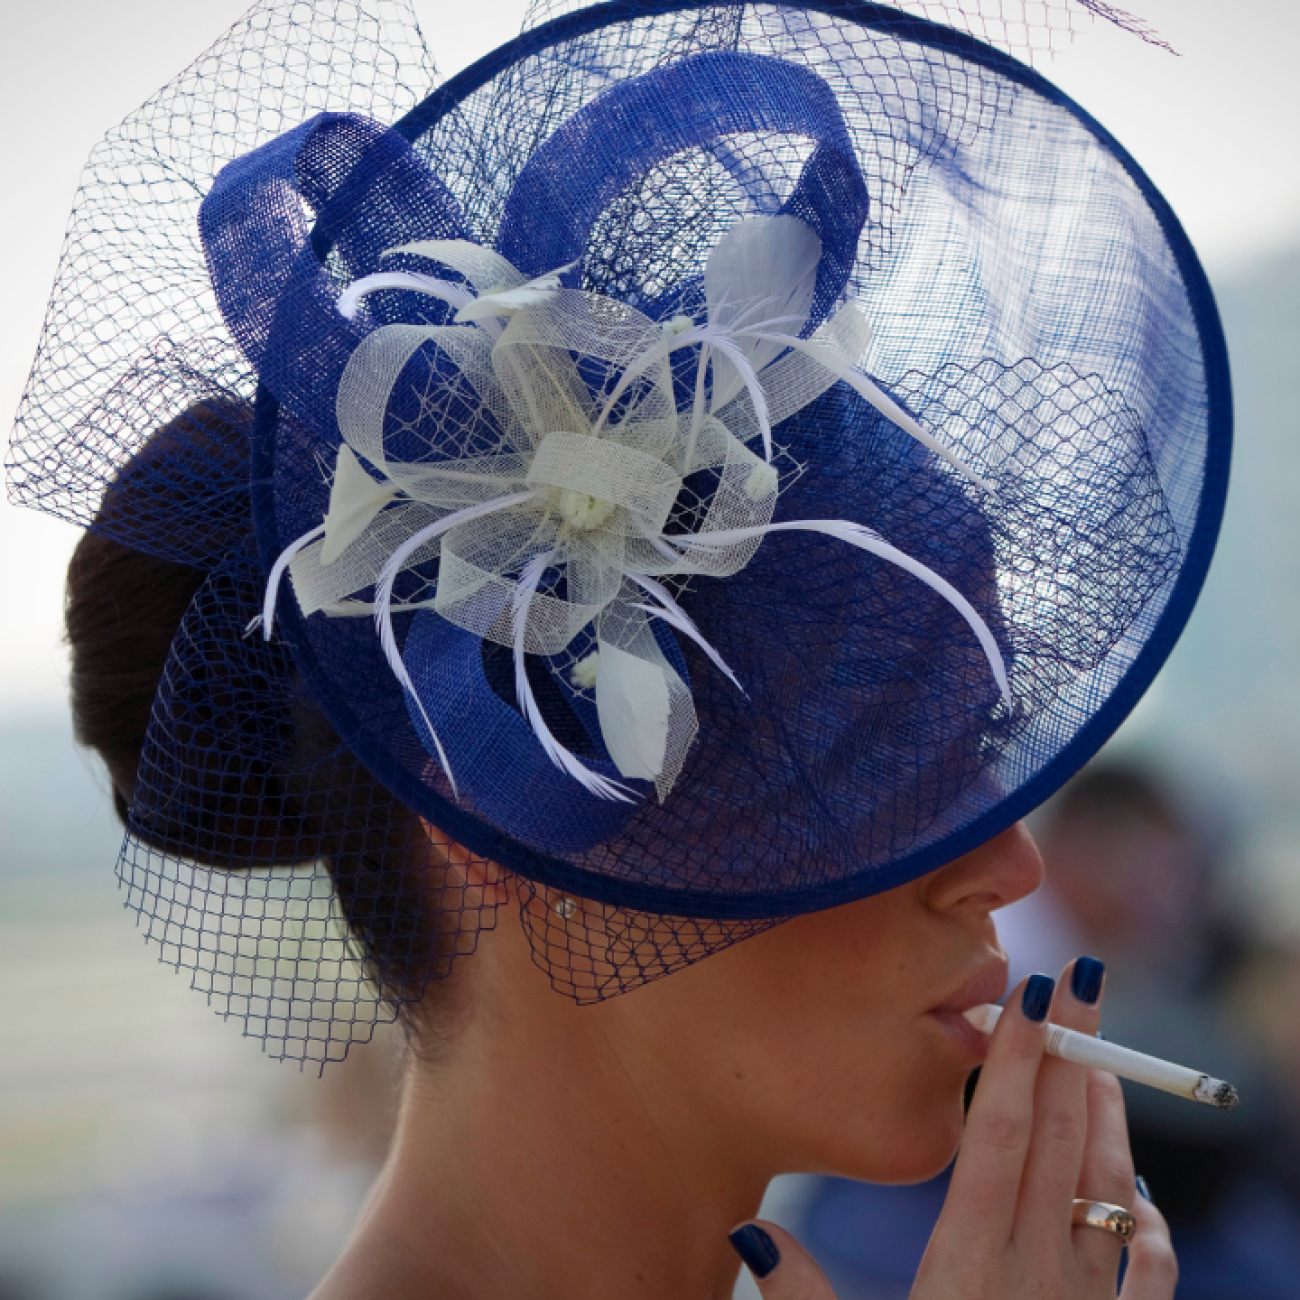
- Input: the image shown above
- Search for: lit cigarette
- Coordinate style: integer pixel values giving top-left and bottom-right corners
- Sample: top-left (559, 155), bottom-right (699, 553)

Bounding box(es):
top-left (963, 1004), bottom-right (1239, 1110)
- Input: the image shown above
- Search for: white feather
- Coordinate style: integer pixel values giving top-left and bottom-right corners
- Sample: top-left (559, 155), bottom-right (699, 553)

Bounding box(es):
top-left (336, 270), bottom-right (475, 320)
top-left (261, 523), bottom-right (326, 640)
top-left (675, 519), bottom-right (1010, 705)
top-left (382, 239), bottom-right (527, 294)
top-left (455, 259), bottom-right (580, 323)
top-left (511, 551), bottom-right (637, 802)
top-left (592, 321), bottom-right (774, 460)
top-left (624, 571), bottom-right (744, 694)
top-left (372, 490), bottom-right (536, 796)
top-left (706, 216), bottom-right (822, 408)
top-left (737, 329), bottom-right (992, 493)
top-left (595, 641), bottom-right (672, 782)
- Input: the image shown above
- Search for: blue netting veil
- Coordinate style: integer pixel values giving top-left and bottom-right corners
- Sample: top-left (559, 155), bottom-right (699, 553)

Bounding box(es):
top-left (8, 0), bottom-right (1228, 1065)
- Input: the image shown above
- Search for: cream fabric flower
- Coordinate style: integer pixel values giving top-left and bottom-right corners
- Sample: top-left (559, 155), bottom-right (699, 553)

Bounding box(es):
top-left (263, 215), bottom-right (1005, 801)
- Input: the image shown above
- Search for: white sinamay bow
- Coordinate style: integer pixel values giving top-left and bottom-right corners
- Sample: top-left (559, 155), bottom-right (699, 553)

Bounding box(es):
top-left (261, 215), bottom-right (1007, 801)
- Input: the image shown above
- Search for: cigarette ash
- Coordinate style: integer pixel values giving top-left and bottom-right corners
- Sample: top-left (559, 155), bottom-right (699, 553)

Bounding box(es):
top-left (1193, 1075), bottom-right (1240, 1110)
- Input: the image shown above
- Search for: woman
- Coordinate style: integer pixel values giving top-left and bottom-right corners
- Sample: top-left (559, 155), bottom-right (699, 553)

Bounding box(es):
top-left (23, 0), bottom-right (1228, 1293)
top-left (65, 396), bottom-right (1171, 1296)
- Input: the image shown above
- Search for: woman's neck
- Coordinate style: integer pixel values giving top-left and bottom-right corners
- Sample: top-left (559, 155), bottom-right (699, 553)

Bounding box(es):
top-left (311, 959), bottom-right (769, 1299)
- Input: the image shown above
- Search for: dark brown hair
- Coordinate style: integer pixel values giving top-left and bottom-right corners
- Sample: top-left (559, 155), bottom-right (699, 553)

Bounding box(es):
top-left (64, 400), bottom-right (463, 1036)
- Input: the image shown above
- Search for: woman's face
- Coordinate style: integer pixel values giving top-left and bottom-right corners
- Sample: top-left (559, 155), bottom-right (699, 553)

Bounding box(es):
top-left (584, 823), bottom-right (1044, 1185)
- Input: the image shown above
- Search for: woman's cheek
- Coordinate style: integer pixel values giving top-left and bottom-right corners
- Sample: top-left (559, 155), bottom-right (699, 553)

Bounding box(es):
top-left (767, 1028), bottom-right (967, 1184)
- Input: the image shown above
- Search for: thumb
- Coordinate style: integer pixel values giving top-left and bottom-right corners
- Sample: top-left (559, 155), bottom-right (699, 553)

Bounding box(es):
top-left (729, 1221), bottom-right (839, 1300)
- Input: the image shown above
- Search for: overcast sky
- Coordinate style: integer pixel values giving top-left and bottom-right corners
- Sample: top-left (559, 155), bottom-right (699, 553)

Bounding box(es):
top-left (2, 0), bottom-right (1297, 717)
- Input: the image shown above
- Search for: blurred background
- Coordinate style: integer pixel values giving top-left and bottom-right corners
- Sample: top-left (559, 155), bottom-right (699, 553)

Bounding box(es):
top-left (2, 0), bottom-right (1298, 1296)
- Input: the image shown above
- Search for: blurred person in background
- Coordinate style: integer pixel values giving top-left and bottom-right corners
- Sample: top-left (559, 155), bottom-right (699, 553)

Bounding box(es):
top-left (798, 760), bottom-right (1300, 1299)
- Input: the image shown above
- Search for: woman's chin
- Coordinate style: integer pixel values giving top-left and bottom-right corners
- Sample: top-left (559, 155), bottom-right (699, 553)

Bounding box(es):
top-left (884, 1131), bottom-right (962, 1185)
top-left (820, 1098), bottom-right (964, 1185)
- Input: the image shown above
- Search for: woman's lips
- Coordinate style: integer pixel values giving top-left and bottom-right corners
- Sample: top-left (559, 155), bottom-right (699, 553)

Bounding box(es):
top-left (926, 956), bottom-right (1010, 1063)
top-left (927, 1007), bottom-right (994, 1062)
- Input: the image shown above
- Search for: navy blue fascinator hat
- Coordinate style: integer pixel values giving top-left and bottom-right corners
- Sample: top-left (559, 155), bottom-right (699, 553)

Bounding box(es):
top-left (9, 0), bottom-right (1229, 1064)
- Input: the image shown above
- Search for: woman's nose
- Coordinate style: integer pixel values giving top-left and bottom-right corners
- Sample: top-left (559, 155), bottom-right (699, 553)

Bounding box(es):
top-left (920, 823), bottom-right (1045, 916)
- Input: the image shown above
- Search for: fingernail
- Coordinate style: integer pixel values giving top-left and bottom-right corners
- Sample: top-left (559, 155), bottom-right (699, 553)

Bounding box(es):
top-left (729, 1224), bottom-right (780, 1279)
top-left (1021, 973), bottom-right (1054, 1022)
top-left (1070, 956), bottom-right (1105, 1005)
top-left (1136, 1175), bottom-right (1154, 1204)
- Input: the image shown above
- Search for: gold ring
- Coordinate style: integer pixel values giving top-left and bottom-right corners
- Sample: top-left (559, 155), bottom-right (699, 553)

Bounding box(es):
top-left (1071, 1199), bottom-right (1136, 1244)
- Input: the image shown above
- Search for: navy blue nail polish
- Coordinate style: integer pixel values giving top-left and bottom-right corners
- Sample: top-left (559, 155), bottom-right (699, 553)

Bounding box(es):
top-left (1136, 1175), bottom-right (1154, 1204)
top-left (1071, 956), bottom-right (1105, 1005)
top-left (1022, 974), bottom-right (1054, 1022)
top-left (729, 1224), bottom-right (780, 1279)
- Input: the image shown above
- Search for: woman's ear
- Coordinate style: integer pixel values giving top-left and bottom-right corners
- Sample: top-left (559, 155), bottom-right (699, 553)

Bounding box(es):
top-left (422, 821), bottom-right (513, 909)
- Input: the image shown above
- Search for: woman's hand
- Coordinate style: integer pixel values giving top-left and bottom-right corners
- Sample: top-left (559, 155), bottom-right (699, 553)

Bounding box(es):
top-left (729, 961), bottom-right (1178, 1300)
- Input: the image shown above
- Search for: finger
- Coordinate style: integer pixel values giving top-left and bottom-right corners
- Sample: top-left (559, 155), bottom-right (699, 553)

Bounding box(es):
top-left (940, 973), bottom-right (1055, 1249)
top-left (729, 1221), bottom-right (837, 1300)
top-left (1073, 1068), bottom-right (1139, 1284)
top-left (1119, 1180), bottom-right (1178, 1300)
top-left (1015, 957), bottom-right (1106, 1251)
